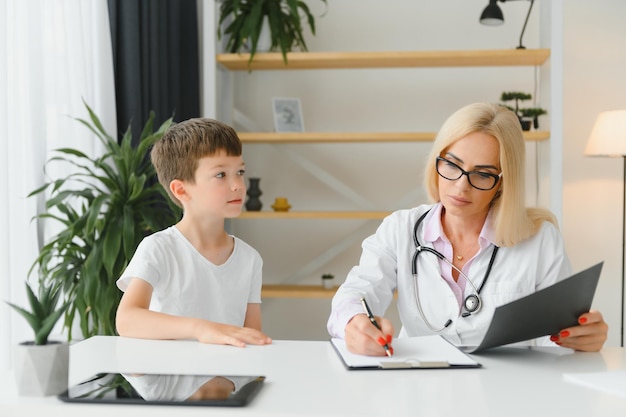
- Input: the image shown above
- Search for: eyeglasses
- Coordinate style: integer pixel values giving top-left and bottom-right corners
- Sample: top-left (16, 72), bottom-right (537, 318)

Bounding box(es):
top-left (436, 156), bottom-right (502, 191)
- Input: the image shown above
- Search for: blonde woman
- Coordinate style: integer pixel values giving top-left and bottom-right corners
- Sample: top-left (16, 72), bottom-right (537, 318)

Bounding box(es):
top-left (328, 102), bottom-right (607, 355)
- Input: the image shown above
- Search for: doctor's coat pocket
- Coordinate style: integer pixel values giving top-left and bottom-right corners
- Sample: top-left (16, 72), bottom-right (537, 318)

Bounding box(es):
top-left (481, 281), bottom-right (533, 307)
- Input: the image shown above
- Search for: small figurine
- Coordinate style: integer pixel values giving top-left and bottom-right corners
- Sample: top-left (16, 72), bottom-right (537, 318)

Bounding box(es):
top-left (271, 197), bottom-right (292, 212)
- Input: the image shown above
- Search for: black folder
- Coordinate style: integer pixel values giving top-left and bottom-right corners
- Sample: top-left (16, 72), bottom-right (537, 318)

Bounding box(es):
top-left (465, 262), bottom-right (603, 353)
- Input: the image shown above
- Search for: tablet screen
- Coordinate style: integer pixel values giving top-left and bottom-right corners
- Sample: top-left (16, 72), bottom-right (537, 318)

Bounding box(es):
top-left (58, 373), bottom-right (265, 407)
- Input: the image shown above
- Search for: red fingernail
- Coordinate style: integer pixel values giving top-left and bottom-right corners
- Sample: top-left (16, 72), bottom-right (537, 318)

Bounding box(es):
top-left (560, 330), bottom-right (570, 338)
top-left (386, 334), bottom-right (392, 344)
top-left (377, 337), bottom-right (386, 346)
top-left (579, 317), bottom-right (587, 324)
top-left (550, 335), bottom-right (559, 342)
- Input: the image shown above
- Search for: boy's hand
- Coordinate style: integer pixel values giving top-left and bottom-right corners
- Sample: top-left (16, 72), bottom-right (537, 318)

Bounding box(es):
top-left (195, 321), bottom-right (272, 347)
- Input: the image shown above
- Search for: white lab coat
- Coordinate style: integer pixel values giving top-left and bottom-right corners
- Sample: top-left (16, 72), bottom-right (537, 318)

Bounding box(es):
top-left (328, 203), bottom-right (572, 347)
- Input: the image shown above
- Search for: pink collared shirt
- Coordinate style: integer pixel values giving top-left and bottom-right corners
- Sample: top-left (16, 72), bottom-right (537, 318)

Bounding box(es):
top-left (422, 203), bottom-right (497, 309)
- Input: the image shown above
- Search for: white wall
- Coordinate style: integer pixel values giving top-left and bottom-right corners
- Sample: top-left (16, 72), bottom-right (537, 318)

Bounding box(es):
top-left (207, 0), bottom-right (626, 345)
top-left (562, 1), bottom-right (626, 347)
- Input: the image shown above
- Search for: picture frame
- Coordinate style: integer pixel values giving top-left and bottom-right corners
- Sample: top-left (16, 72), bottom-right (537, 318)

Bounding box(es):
top-left (272, 97), bottom-right (305, 132)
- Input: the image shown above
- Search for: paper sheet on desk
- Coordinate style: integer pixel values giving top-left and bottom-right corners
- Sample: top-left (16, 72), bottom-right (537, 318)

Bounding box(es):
top-left (563, 370), bottom-right (626, 399)
top-left (331, 336), bottom-right (480, 369)
top-left (464, 262), bottom-right (603, 353)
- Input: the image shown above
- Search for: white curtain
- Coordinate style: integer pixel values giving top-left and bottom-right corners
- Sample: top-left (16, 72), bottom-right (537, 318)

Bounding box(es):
top-left (0, 0), bottom-right (116, 371)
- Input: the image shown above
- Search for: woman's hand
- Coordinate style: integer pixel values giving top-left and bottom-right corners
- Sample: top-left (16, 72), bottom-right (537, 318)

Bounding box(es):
top-left (550, 310), bottom-right (608, 352)
top-left (344, 314), bottom-right (395, 356)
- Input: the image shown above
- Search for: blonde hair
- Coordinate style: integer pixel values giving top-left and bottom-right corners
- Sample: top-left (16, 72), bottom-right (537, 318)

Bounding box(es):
top-left (151, 118), bottom-right (242, 207)
top-left (423, 102), bottom-right (557, 246)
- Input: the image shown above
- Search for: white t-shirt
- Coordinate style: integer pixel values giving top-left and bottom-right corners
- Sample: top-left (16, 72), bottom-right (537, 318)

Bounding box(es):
top-left (117, 226), bottom-right (262, 327)
top-left (122, 374), bottom-right (257, 401)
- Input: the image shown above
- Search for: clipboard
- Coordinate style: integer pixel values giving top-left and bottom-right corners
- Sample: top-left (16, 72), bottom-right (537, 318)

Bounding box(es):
top-left (330, 335), bottom-right (481, 370)
top-left (464, 262), bottom-right (603, 353)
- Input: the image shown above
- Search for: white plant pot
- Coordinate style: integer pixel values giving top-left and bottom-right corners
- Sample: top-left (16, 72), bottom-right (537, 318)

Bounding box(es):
top-left (13, 341), bottom-right (69, 396)
top-left (256, 16), bottom-right (272, 52)
top-left (247, 16), bottom-right (272, 52)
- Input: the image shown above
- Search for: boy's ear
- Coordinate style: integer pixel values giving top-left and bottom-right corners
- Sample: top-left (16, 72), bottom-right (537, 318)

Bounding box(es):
top-left (170, 179), bottom-right (189, 203)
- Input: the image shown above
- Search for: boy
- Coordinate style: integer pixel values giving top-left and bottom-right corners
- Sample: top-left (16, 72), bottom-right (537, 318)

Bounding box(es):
top-left (115, 118), bottom-right (272, 347)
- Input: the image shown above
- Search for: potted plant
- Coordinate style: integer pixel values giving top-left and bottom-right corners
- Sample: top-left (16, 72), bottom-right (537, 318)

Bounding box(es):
top-left (500, 91), bottom-right (531, 115)
top-left (217, 0), bottom-right (327, 65)
top-left (6, 279), bottom-right (71, 396)
top-left (321, 273), bottom-right (335, 289)
top-left (29, 102), bottom-right (181, 340)
top-left (519, 107), bottom-right (548, 130)
top-left (499, 91), bottom-right (547, 131)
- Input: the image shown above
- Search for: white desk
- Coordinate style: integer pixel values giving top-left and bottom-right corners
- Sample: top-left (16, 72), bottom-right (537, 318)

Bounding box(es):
top-left (2, 336), bottom-right (626, 417)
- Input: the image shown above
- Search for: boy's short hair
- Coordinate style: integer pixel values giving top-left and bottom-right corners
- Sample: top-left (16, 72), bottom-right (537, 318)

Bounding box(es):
top-left (151, 118), bottom-right (242, 207)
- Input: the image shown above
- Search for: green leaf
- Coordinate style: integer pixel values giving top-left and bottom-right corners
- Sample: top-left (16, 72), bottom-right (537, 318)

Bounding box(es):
top-left (6, 281), bottom-right (69, 345)
top-left (218, 0), bottom-right (326, 66)
top-left (27, 100), bottom-right (180, 338)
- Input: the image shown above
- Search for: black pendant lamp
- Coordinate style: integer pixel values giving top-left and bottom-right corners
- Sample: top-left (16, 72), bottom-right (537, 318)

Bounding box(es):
top-left (479, 0), bottom-right (504, 26)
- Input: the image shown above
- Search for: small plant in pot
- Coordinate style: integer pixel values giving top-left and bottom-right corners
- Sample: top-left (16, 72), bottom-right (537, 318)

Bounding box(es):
top-left (499, 91), bottom-right (547, 131)
top-left (519, 107), bottom-right (548, 130)
top-left (6, 278), bottom-right (71, 396)
top-left (217, 0), bottom-right (327, 66)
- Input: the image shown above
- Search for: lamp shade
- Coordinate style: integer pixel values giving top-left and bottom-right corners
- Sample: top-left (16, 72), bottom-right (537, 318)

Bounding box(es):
top-left (480, 1), bottom-right (504, 26)
top-left (585, 110), bottom-right (626, 157)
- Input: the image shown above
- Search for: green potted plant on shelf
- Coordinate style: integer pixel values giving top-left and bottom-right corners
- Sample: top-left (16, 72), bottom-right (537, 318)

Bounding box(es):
top-left (6, 278), bottom-right (71, 396)
top-left (519, 107), bottom-right (548, 130)
top-left (499, 91), bottom-right (547, 131)
top-left (217, 0), bottom-right (327, 66)
top-left (29, 101), bottom-right (181, 340)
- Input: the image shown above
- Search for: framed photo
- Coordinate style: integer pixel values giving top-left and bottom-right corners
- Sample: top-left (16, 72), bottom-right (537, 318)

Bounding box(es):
top-left (272, 97), bottom-right (305, 132)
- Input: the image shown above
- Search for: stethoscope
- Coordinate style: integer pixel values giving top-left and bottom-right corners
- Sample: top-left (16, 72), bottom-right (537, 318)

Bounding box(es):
top-left (412, 210), bottom-right (499, 332)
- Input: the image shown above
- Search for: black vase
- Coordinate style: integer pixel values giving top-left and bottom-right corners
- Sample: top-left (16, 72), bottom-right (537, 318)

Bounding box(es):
top-left (245, 178), bottom-right (263, 211)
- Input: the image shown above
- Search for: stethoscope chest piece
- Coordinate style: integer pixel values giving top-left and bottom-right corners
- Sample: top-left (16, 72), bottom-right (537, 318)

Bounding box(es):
top-left (462, 294), bottom-right (481, 317)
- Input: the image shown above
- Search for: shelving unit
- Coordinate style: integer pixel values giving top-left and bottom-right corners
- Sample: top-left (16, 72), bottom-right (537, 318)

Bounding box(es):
top-left (261, 284), bottom-right (338, 299)
top-left (260, 284), bottom-right (400, 299)
top-left (221, 48), bottom-right (551, 298)
top-left (239, 211), bottom-right (391, 219)
top-left (238, 131), bottom-right (550, 143)
top-left (216, 49), bottom-right (550, 71)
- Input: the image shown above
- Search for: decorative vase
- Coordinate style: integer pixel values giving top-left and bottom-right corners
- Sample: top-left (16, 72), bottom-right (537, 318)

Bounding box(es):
top-left (13, 341), bottom-right (69, 396)
top-left (533, 116), bottom-right (540, 130)
top-left (245, 178), bottom-right (263, 211)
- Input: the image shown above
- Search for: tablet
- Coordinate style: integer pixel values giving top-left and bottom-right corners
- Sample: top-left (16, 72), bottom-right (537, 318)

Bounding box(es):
top-left (58, 373), bottom-right (265, 407)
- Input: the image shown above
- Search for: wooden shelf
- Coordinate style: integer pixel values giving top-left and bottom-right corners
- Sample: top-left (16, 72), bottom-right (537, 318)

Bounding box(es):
top-left (217, 49), bottom-right (551, 71)
top-left (261, 284), bottom-right (399, 299)
top-left (239, 131), bottom-right (550, 143)
top-left (239, 211), bottom-right (391, 219)
top-left (262, 284), bottom-right (338, 299)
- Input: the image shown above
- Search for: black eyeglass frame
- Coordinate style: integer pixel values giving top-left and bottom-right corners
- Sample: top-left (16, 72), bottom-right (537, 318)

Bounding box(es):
top-left (435, 156), bottom-right (502, 191)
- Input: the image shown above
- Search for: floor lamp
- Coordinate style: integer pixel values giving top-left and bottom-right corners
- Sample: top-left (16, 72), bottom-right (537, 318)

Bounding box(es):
top-left (585, 109), bottom-right (626, 347)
